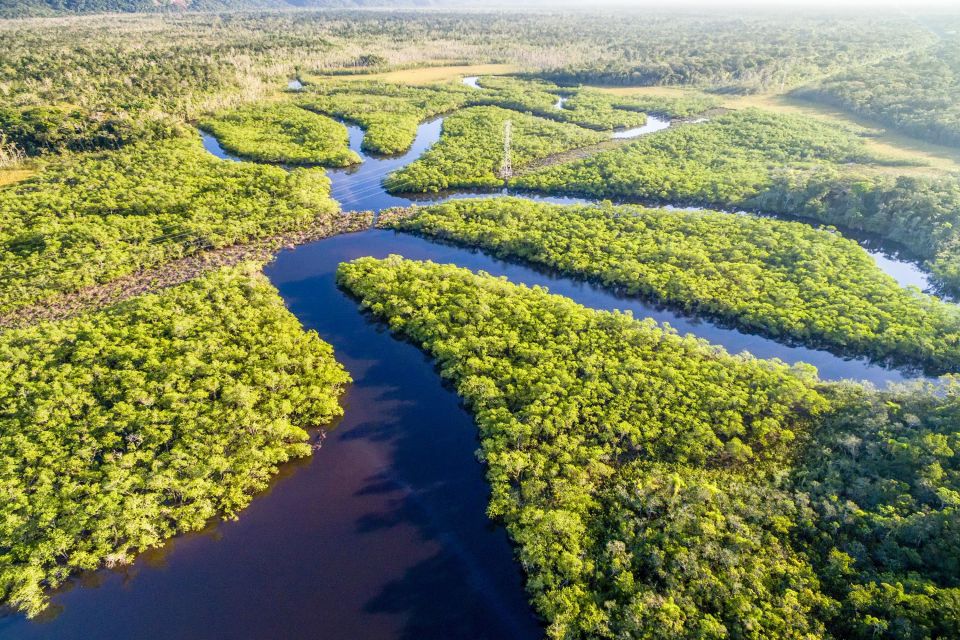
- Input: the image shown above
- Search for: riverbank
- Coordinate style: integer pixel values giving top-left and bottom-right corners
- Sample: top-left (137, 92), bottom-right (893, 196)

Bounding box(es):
top-left (0, 212), bottom-right (372, 330)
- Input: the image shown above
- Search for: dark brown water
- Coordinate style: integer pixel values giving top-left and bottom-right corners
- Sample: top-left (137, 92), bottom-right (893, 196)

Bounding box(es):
top-left (0, 227), bottom-right (926, 639)
top-left (0, 106), bottom-right (941, 639)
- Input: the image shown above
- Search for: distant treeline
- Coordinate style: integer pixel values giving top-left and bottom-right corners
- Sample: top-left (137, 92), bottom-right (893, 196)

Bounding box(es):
top-left (523, 16), bottom-right (933, 94)
top-left (795, 39), bottom-right (960, 148)
top-left (0, 0), bottom-right (452, 18)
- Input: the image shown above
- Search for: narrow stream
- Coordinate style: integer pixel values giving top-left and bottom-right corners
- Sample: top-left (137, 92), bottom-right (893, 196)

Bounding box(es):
top-left (205, 111), bottom-right (934, 373)
top-left (1, 91), bottom-right (942, 640)
top-left (201, 111), bottom-right (936, 295)
top-left (610, 115), bottom-right (672, 138)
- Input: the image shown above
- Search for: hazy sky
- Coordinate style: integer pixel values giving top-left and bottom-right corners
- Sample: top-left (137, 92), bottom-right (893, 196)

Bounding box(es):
top-left (498, 0), bottom-right (958, 8)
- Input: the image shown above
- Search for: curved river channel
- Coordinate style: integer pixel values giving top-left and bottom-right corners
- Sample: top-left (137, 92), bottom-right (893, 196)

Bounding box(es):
top-left (0, 96), bottom-right (944, 639)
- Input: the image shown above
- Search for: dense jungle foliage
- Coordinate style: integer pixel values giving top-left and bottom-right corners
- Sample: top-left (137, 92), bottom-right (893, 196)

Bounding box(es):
top-left (794, 381), bottom-right (960, 640)
top-left (389, 198), bottom-right (960, 373)
top-left (199, 102), bottom-right (359, 166)
top-left (298, 80), bottom-right (475, 154)
top-left (298, 76), bottom-right (657, 156)
top-left (4, 7), bottom-right (960, 635)
top-left (750, 169), bottom-right (960, 297)
top-left (0, 263), bottom-right (350, 616)
top-left (0, 137), bottom-right (337, 313)
top-left (385, 106), bottom-right (605, 192)
top-left (0, 10), bottom-right (931, 152)
top-left (467, 76), bottom-right (648, 131)
top-left (513, 108), bottom-right (884, 203)
top-left (607, 92), bottom-right (721, 118)
top-left (512, 109), bottom-right (960, 295)
top-left (0, 105), bottom-right (180, 157)
top-left (524, 15), bottom-right (931, 93)
top-left (795, 39), bottom-right (960, 148)
top-left (338, 255), bottom-right (960, 640)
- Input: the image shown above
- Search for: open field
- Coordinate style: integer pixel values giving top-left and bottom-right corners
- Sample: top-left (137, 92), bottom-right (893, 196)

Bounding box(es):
top-left (0, 168), bottom-right (34, 186)
top-left (308, 63), bottom-right (521, 85)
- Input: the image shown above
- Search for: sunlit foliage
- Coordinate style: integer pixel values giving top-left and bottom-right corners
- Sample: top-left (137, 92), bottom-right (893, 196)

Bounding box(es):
top-left (200, 102), bottom-right (360, 166)
top-left (0, 137), bottom-right (337, 313)
top-left (0, 263), bottom-right (350, 616)
top-left (338, 255), bottom-right (960, 639)
top-left (337, 256), bottom-right (828, 638)
top-left (299, 80), bottom-right (475, 154)
top-left (390, 198), bottom-right (960, 373)
top-left (385, 106), bottom-right (606, 192)
top-left (513, 108), bottom-right (960, 295)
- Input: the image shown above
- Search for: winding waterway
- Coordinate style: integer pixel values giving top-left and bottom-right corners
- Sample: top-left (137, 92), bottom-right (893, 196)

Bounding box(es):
top-left (1, 93), bottom-right (943, 639)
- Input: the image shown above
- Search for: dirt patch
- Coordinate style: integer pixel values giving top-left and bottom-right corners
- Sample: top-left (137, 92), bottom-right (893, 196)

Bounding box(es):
top-left (0, 213), bottom-right (374, 330)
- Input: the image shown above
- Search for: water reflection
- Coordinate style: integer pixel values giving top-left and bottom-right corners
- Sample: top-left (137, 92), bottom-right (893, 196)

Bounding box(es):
top-left (610, 113), bottom-right (671, 138)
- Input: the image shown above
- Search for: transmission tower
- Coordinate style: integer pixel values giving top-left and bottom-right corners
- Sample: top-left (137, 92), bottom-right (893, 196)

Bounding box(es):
top-left (500, 119), bottom-right (513, 180)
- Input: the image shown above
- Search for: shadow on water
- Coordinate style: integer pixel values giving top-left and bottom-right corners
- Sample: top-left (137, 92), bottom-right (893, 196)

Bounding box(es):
top-left (3, 229), bottom-right (921, 638)
top-left (2, 89), bottom-right (946, 639)
top-left (0, 233), bottom-right (546, 639)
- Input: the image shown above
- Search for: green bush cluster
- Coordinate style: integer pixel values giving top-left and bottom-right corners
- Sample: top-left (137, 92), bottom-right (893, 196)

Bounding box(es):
top-left (795, 39), bottom-right (960, 148)
top-left (385, 106), bottom-right (606, 193)
top-left (299, 76), bottom-right (653, 156)
top-left (299, 80), bottom-right (476, 154)
top-left (0, 105), bottom-right (181, 156)
top-left (199, 102), bottom-right (360, 166)
top-left (513, 108), bottom-right (882, 204)
top-left (611, 92), bottom-right (722, 118)
top-left (337, 255), bottom-right (960, 639)
top-left (0, 137), bottom-right (338, 313)
top-left (469, 76), bottom-right (648, 131)
top-left (790, 380), bottom-right (960, 639)
top-left (0, 263), bottom-right (350, 616)
top-left (512, 108), bottom-right (960, 295)
top-left (338, 256), bottom-right (822, 638)
top-left (390, 198), bottom-right (960, 373)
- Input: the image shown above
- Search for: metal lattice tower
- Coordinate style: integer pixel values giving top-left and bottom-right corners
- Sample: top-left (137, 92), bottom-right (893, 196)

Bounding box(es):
top-left (500, 119), bottom-right (513, 180)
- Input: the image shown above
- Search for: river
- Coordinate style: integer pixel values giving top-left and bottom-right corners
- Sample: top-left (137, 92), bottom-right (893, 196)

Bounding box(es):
top-left (0, 93), bottom-right (940, 640)
top-left (201, 111), bottom-right (934, 294)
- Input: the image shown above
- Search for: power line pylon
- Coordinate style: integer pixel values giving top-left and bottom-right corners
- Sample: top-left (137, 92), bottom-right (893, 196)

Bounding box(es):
top-left (500, 119), bottom-right (512, 180)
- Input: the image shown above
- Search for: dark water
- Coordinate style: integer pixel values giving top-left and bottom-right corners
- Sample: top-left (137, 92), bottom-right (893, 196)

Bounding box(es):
top-left (1, 99), bottom-right (941, 639)
top-left (0, 232), bottom-right (549, 640)
top-left (0, 228), bottom-right (923, 639)
top-left (201, 114), bottom-right (937, 294)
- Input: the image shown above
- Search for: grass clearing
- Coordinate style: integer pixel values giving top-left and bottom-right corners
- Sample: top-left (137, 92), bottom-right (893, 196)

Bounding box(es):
top-left (589, 85), bottom-right (960, 174)
top-left (308, 63), bottom-right (520, 86)
top-left (0, 169), bottom-right (34, 186)
top-left (724, 93), bottom-right (960, 174)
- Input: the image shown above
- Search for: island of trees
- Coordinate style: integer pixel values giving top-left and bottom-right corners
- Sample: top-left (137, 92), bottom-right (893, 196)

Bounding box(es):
top-left (338, 255), bottom-right (960, 640)
top-left (386, 198), bottom-right (960, 373)
top-left (1, 264), bottom-right (349, 616)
